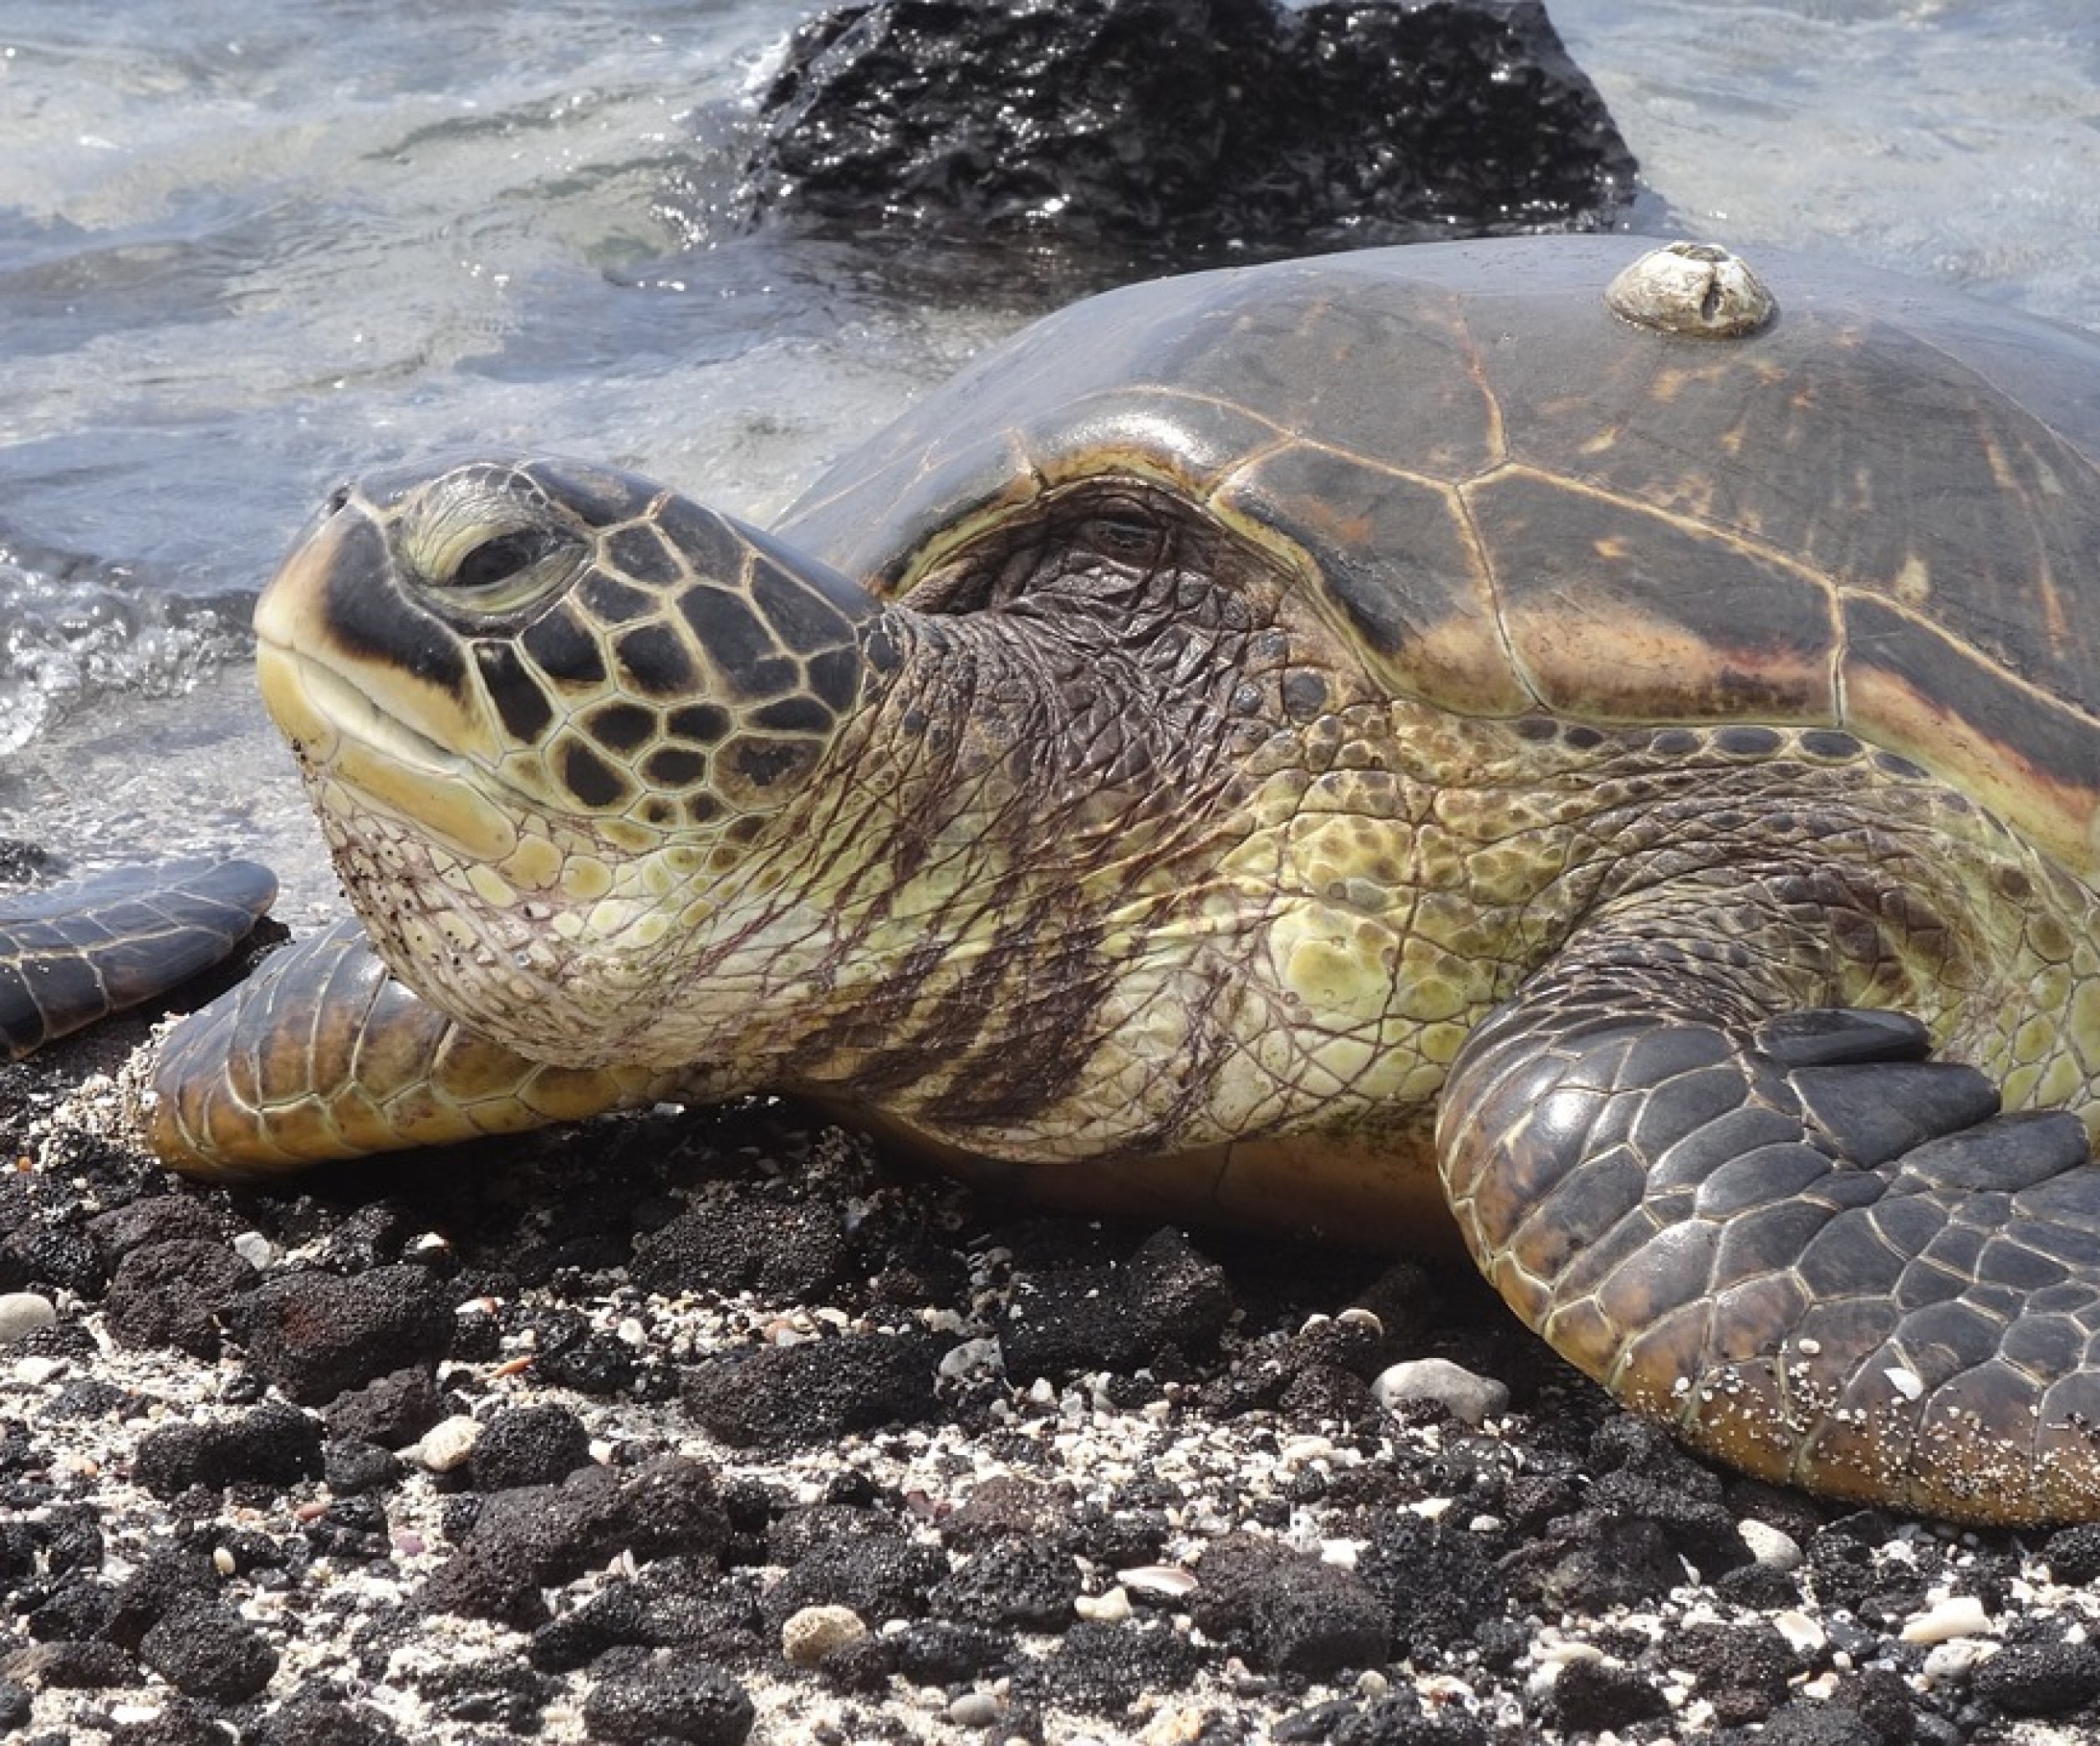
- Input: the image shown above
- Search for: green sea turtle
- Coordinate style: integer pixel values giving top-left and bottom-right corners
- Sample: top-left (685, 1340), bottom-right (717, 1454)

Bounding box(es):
top-left (150, 237), bottom-right (2100, 1524)
top-left (0, 859), bottom-right (273, 1059)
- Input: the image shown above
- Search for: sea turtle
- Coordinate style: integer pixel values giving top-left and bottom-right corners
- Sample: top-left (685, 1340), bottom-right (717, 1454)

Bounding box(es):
top-left (150, 237), bottom-right (2100, 1524)
top-left (0, 859), bottom-right (274, 1059)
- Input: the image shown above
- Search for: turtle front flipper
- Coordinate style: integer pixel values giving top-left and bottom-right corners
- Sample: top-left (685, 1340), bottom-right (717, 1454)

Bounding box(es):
top-left (1439, 958), bottom-right (2100, 1526)
top-left (149, 918), bottom-right (685, 1177)
top-left (0, 858), bottom-right (277, 1059)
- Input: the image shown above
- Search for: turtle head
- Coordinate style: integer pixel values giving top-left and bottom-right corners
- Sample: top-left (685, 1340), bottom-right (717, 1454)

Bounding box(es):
top-left (254, 454), bottom-right (882, 1064)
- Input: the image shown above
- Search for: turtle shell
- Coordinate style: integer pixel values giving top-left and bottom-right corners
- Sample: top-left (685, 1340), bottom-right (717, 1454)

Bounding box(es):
top-left (778, 236), bottom-right (2100, 877)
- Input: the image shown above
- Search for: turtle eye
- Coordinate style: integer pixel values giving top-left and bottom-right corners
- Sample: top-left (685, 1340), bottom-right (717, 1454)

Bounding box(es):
top-left (450, 528), bottom-right (573, 592)
top-left (1078, 513), bottom-right (1168, 569)
top-left (418, 520), bottom-right (587, 615)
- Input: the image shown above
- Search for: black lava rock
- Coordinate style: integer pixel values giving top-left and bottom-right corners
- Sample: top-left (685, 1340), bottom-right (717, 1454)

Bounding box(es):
top-left (247, 1692), bottom-right (407, 1746)
top-left (469, 1402), bottom-right (594, 1489)
top-left (232, 1264), bottom-right (452, 1406)
top-left (133, 1401), bottom-right (324, 1497)
top-left (740, 0), bottom-right (1634, 261)
top-left (104, 1238), bottom-right (257, 1357)
top-left (931, 1536), bottom-right (1081, 1631)
top-left (324, 1365), bottom-right (445, 1448)
top-left (999, 1226), bottom-right (1234, 1380)
top-left (1551, 1656), bottom-right (1670, 1733)
top-left (681, 1330), bottom-right (940, 1447)
top-left (1975, 1640), bottom-right (2100, 1718)
top-left (579, 1648), bottom-right (755, 1746)
top-left (1190, 1533), bottom-right (1390, 1677)
top-left (137, 1597), bottom-right (278, 1702)
top-left (630, 1189), bottom-right (849, 1301)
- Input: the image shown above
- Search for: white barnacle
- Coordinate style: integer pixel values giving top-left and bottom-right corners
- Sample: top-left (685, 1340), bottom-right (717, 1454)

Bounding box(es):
top-left (1884, 1366), bottom-right (1926, 1402)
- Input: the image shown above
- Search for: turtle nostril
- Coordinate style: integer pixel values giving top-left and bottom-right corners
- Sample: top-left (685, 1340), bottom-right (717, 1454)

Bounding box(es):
top-left (324, 485), bottom-right (352, 516)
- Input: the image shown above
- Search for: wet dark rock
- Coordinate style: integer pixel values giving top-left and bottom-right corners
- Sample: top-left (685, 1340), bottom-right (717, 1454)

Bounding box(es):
top-left (630, 1189), bottom-right (849, 1301)
top-left (233, 1264), bottom-right (452, 1405)
top-left (104, 1238), bottom-right (256, 1356)
top-left (86, 1196), bottom-right (228, 1262)
top-left (133, 1400), bottom-right (324, 1497)
top-left (682, 1329), bottom-right (940, 1446)
top-left (579, 1647), bottom-right (755, 1745)
top-left (940, 1473), bottom-right (1069, 1548)
top-left (101, 1542), bottom-right (219, 1651)
top-left (324, 1365), bottom-right (445, 1448)
top-left (1355, 1513), bottom-right (1505, 1654)
top-left (137, 1596), bottom-right (278, 1702)
top-left (1974, 1640), bottom-right (2100, 1717)
top-left (1551, 1656), bottom-right (1670, 1732)
top-left (1190, 1532), bottom-right (1390, 1677)
top-left (741, 0), bottom-right (1633, 262)
top-left (468, 1401), bottom-right (594, 1489)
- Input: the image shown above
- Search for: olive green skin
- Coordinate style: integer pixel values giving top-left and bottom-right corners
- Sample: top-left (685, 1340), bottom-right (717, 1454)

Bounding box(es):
top-left (150, 237), bottom-right (2100, 1524)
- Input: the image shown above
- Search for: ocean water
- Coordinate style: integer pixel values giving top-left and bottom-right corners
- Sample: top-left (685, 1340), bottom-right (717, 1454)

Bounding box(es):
top-left (1, 0), bottom-right (2096, 915)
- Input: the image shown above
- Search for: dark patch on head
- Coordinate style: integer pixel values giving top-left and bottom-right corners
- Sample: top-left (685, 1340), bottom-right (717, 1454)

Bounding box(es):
top-left (726, 738), bottom-right (819, 791)
top-left (474, 641), bottom-right (555, 743)
top-left (325, 515), bottom-right (467, 692)
top-left (1562, 724), bottom-right (1604, 751)
top-left (1874, 750), bottom-right (1929, 781)
top-left (748, 555), bottom-right (857, 654)
top-left (1713, 725), bottom-right (1784, 758)
top-left (806, 646), bottom-right (864, 715)
top-left (1514, 716), bottom-right (1557, 742)
top-left (605, 523), bottom-right (685, 588)
top-left (615, 624), bottom-right (699, 698)
top-left (641, 798), bottom-right (673, 825)
top-left (655, 493), bottom-right (762, 585)
top-left (643, 746), bottom-right (708, 788)
top-left (862, 619), bottom-right (904, 675)
top-left (677, 584), bottom-right (776, 680)
top-left (667, 702), bottom-right (732, 744)
top-left (1995, 865), bottom-right (2033, 903)
top-left (686, 793), bottom-right (722, 825)
top-left (520, 603), bottom-right (608, 688)
top-left (752, 695), bottom-right (836, 735)
top-left (559, 739), bottom-right (629, 809)
top-left (1799, 729), bottom-right (1861, 762)
top-left (585, 702), bottom-right (657, 753)
top-left (1649, 728), bottom-right (1701, 758)
top-left (579, 572), bottom-right (657, 625)
top-left (1280, 670), bottom-right (1328, 723)
top-left (522, 459), bottom-right (655, 525)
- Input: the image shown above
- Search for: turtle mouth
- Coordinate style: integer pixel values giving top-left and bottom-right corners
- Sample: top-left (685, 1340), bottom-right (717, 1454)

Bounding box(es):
top-left (256, 636), bottom-right (525, 863)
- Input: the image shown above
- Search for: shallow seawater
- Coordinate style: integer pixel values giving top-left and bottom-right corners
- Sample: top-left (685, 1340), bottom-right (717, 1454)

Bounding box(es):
top-left (0, 0), bottom-right (2096, 909)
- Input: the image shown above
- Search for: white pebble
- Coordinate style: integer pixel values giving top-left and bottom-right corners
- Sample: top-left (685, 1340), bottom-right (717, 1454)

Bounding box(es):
top-left (1900, 1594), bottom-right (1991, 1644)
top-left (781, 1603), bottom-right (868, 1666)
top-left (1373, 1356), bottom-right (1510, 1425)
top-left (946, 1692), bottom-right (1002, 1728)
top-left (1922, 1638), bottom-right (1993, 1682)
top-left (0, 1293), bottom-right (56, 1345)
top-left (1075, 1587), bottom-right (1133, 1622)
top-left (13, 1355), bottom-right (65, 1386)
top-left (1737, 1519), bottom-right (1804, 1571)
top-left (410, 1414), bottom-right (481, 1473)
top-left (1772, 1610), bottom-right (1827, 1656)
top-left (232, 1231), bottom-right (278, 1269)
top-left (938, 1336), bottom-right (1002, 1381)
top-left (1118, 1565), bottom-right (1198, 1598)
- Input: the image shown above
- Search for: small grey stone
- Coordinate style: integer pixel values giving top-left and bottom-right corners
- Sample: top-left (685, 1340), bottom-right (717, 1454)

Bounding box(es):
top-left (0, 1292), bottom-right (57, 1345)
top-left (1372, 1356), bottom-right (1510, 1425)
